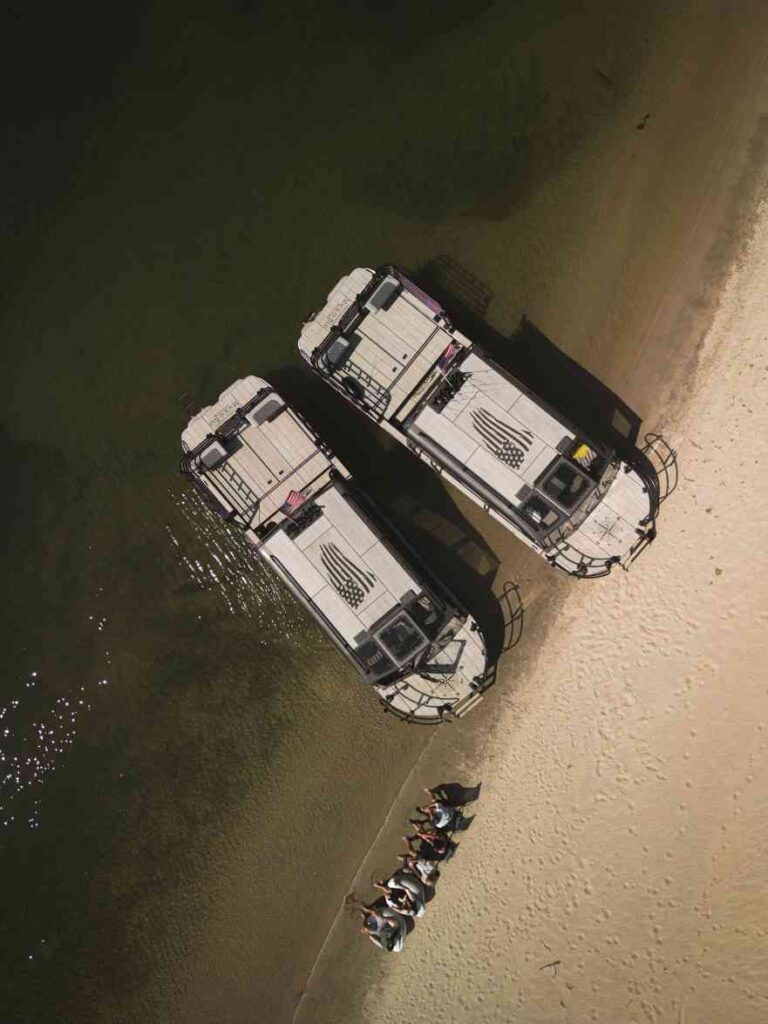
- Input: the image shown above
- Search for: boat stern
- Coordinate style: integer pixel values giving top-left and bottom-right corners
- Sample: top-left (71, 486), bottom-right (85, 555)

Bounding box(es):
top-left (374, 614), bottom-right (489, 724)
top-left (298, 267), bottom-right (375, 367)
top-left (546, 458), bottom-right (658, 578)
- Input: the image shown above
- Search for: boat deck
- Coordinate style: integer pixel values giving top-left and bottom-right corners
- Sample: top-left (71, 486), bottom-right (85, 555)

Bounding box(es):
top-left (406, 350), bottom-right (576, 514)
top-left (299, 269), bottom-right (455, 420)
top-left (260, 483), bottom-right (423, 654)
top-left (261, 482), bottom-right (491, 719)
top-left (551, 465), bottom-right (653, 571)
top-left (299, 266), bottom-right (661, 576)
top-left (376, 623), bottom-right (488, 724)
top-left (181, 375), bottom-right (492, 721)
top-left (181, 377), bottom-right (335, 529)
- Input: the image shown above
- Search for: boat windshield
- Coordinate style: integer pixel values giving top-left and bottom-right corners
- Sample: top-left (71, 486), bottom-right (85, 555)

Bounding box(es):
top-left (518, 494), bottom-right (561, 532)
top-left (376, 612), bottom-right (427, 665)
top-left (538, 458), bottom-right (593, 511)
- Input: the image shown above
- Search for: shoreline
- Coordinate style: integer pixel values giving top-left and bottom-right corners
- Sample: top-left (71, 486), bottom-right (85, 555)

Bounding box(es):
top-left (115, 5), bottom-right (768, 1022)
top-left (296, 188), bottom-right (768, 1022)
top-left (5, 3), bottom-right (768, 1022)
top-left (292, 7), bottom-right (768, 1021)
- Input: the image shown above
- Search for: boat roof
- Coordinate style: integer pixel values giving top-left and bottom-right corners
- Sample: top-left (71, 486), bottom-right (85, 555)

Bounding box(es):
top-left (259, 481), bottom-right (426, 655)
top-left (182, 376), bottom-right (457, 678)
top-left (181, 376), bottom-right (338, 530)
top-left (299, 268), bottom-right (458, 420)
top-left (299, 267), bottom-right (605, 528)
top-left (406, 350), bottom-right (577, 515)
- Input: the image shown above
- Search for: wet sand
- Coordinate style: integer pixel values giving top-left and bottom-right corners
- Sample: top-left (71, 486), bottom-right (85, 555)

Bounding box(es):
top-left (291, 7), bottom-right (768, 1024)
top-left (295, 187), bottom-right (768, 1023)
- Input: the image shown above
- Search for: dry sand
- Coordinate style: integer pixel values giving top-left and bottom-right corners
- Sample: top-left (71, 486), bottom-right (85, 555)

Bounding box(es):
top-left (294, 157), bottom-right (768, 1024)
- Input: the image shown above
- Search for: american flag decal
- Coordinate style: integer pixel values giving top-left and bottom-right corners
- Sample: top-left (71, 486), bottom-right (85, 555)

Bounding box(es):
top-left (471, 407), bottom-right (534, 471)
top-left (320, 542), bottom-right (376, 609)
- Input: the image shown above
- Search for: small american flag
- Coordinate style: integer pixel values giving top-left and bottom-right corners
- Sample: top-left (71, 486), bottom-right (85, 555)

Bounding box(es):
top-left (282, 489), bottom-right (307, 514)
top-left (438, 341), bottom-right (460, 370)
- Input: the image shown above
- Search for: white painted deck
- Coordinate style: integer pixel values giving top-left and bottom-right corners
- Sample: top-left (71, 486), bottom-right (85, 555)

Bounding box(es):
top-left (182, 376), bottom-right (337, 528)
top-left (260, 482), bottom-right (421, 649)
top-left (298, 269), bottom-right (456, 419)
top-left (375, 616), bottom-right (488, 722)
top-left (407, 350), bottom-right (575, 511)
top-left (562, 464), bottom-right (653, 563)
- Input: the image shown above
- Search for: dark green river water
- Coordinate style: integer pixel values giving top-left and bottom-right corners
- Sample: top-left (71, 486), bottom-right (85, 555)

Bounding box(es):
top-left (1, 2), bottom-right (669, 1020)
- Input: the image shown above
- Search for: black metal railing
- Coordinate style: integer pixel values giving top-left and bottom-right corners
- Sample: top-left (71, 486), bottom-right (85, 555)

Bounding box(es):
top-left (390, 267), bottom-right (446, 318)
top-left (340, 359), bottom-right (390, 418)
top-left (546, 434), bottom-right (679, 578)
top-left (640, 432), bottom-right (678, 504)
top-left (310, 268), bottom-right (389, 373)
top-left (498, 580), bottom-right (524, 654)
top-left (181, 385), bottom-right (337, 532)
top-left (182, 469), bottom-right (236, 522)
top-left (377, 684), bottom-right (459, 725)
top-left (180, 442), bottom-right (250, 524)
top-left (546, 542), bottom-right (618, 579)
top-left (245, 454), bottom-right (329, 531)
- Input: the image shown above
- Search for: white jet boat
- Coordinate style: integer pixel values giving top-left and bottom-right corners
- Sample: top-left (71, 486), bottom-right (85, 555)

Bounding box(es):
top-left (181, 376), bottom-right (488, 721)
top-left (298, 266), bottom-right (667, 578)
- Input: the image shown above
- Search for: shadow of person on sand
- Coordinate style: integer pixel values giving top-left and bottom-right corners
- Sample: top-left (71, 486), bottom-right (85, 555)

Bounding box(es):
top-left (432, 781), bottom-right (482, 807)
top-left (422, 782), bottom-right (481, 833)
top-left (450, 813), bottom-right (475, 833)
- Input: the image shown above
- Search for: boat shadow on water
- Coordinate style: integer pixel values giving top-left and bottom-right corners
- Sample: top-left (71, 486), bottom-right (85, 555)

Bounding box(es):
top-left (411, 255), bottom-right (680, 532)
top-left (412, 254), bottom-right (645, 456)
top-left (269, 365), bottom-right (516, 676)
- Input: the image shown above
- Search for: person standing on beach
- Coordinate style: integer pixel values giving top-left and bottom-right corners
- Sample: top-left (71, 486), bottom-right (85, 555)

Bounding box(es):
top-left (403, 828), bottom-right (453, 859)
top-left (413, 787), bottom-right (457, 830)
top-left (397, 852), bottom-right (439, 887)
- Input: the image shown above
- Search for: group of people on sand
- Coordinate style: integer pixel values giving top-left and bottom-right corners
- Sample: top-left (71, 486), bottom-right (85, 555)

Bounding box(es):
top-left (352, 787), bottom-right (463, 952)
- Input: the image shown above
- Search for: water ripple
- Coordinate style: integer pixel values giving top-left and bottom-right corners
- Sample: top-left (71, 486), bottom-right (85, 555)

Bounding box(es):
top-left (167, 487), bottom-right (305, 636)
top-left (0, 670), bottom-right (105, 831)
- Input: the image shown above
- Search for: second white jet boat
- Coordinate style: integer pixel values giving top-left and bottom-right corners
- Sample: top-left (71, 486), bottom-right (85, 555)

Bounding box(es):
top-left (181, 376), bottom-right (489, 722)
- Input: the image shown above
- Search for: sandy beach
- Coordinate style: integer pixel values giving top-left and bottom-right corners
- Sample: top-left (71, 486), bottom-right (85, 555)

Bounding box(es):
top-left (289, 12), bottom-right (768, 1023)
top-left (294, 192), bottom-right (768, 1024)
